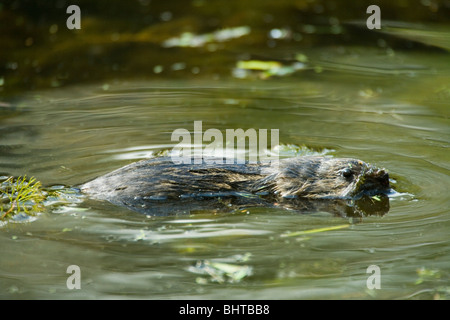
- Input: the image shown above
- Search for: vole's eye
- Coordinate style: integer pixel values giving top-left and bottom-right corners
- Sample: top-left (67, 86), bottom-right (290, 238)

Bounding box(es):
top-left (342, 168), bottom-right (353, 179)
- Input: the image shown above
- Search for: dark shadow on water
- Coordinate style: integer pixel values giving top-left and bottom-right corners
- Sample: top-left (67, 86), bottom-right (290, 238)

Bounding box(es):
top-left (99, 193), bottom-right (390, 218)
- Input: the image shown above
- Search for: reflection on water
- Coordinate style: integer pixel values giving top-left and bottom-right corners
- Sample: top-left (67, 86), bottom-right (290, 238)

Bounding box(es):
top-left (82, 190), bottom-right (391, 217)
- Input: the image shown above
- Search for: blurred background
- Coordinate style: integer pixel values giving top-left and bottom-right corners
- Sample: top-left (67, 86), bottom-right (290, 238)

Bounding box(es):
top-left (1, 0), bottom-right (449, 94)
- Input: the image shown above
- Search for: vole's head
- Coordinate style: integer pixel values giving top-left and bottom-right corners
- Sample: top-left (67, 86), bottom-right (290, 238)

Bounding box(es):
top-left (269, 157), bottom-right (390, 199)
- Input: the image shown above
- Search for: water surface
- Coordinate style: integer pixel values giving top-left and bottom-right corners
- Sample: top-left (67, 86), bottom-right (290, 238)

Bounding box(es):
top-left (1, 56), bottom-right (448, 299)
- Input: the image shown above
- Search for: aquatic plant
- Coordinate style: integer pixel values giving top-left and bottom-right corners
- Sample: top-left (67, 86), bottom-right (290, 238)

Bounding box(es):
top-left (0, 176), bottom-right (45, 220)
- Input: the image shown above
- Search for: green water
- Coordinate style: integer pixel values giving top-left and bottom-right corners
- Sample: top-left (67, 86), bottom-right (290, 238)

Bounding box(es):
top-left (0, 1), bottom-right (449, 300)
top-left (1, 72), bottom-right (448, 299)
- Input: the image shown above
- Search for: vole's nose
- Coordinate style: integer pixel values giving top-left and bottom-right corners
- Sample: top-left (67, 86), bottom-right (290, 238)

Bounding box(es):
top-left (376, 169), bottom-right (390, 188)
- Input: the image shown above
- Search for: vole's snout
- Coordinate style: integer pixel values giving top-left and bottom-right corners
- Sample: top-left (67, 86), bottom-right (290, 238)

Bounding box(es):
top-left (366, 167), bottom-right (390, 191)
top-left (372, 168), bottom-right (389, 187)
top-left (379, 171), bottom-right (390, 188)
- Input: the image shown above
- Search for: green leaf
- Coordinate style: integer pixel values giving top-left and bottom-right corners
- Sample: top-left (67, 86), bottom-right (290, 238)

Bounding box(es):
top-left (236, 60), bottom-right (282, 71)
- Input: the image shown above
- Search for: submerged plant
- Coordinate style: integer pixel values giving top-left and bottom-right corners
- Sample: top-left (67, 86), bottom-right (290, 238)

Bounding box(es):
top-left (0, 176), bottom-right (45, 220)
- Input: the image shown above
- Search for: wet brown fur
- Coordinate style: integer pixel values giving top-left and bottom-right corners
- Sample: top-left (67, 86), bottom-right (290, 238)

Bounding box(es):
top-left (81, 156), bottom-right (390, 210)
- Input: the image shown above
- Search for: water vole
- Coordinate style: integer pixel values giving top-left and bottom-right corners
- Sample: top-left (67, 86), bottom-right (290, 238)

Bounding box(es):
top-left (80, 156), bottom-right (390, 214)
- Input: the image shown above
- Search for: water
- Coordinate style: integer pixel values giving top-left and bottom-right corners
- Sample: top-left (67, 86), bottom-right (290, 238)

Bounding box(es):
top-left (1, 47), bottom-right (449, 299)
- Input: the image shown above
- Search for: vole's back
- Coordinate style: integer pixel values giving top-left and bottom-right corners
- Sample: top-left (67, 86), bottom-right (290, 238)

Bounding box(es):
top-left (81, 157), bottom-right (269, 203)
top-left (80, 156), bottom-right (389, 214)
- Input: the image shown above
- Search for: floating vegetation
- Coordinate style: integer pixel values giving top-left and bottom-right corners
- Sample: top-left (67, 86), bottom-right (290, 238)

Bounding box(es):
top-left (236, 60), bottom-right (283, 71)
top-left (415, 267), bottom-right (441, 285)
top-left (188, 259), bottom-right (253, 283)
top-left (0, 177), bottom-right (84, 224)
top-left (233, 60), bottom-right (306, 79)
top-left (0, 176), bottom-right (45, 220)
top-left (281, 224), bottom-right (350, 237)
